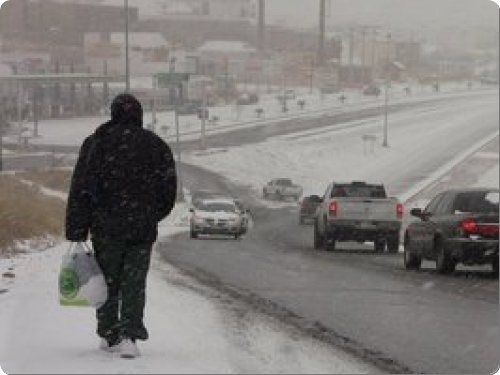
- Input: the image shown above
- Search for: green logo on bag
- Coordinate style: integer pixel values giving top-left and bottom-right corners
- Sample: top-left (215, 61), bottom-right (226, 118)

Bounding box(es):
top-left (59, 268), bottom-right (79, 299)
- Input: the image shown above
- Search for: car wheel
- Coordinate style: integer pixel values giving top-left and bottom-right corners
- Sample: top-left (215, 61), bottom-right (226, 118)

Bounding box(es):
top-left (387, 233), bottom-right (400, 253)
top-left (492, 259), bottom-right (499, 277)
top-left (326, 238), bottom-right (336, 252)
top-left (374, 238), bottom-right (386, 253)
top-left (313, 222), bottom-right (324, 250)
top-left (435, 240), bottom-right (455, 274)
top-left (404, 237), bottom-right (421, 270)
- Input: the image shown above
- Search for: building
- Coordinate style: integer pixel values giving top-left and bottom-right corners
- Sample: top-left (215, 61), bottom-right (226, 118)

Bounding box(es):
top-left (197, 40), bottom-right (257, 79)
top-left (339, 31), bottom-right (421, 84)
top-left (0, 0), bottom-right (139, 64)
top-left (85, 32), bottom-right (171, 76)
top-left (119, 0), bottom-right (256, 21)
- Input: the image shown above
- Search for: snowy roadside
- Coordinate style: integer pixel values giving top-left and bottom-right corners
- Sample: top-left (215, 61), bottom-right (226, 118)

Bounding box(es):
top-left (5, 85), bottom-right (494, 149)
top-left (183, 93), bottom-right (499, 207)
top-left (0, 188), bottom-right (376, 374)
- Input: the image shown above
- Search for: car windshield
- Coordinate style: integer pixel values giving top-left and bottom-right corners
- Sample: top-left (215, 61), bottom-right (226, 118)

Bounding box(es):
top-left (453, 191), bottom-right (500, 213)
top-left (198, 202), bottom-right (236, 213)
top-left (331, 185), bottom-right (387, 198)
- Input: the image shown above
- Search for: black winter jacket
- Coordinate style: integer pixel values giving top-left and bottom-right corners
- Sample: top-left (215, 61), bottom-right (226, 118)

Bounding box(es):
top-left (65, 118), bottom-right (177, 244)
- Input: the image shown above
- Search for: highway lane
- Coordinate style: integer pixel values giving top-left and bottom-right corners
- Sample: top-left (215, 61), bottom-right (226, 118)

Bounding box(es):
top-left (158, 161), bottom-right (498, 374)
top-left (156, 94), bottom-right (499, 373)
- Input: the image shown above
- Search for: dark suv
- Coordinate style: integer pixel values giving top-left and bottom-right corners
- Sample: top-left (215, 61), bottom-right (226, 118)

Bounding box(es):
top-left (404, 189), bottom-right (499, 274)
top-left (299, 195), bottom-right (322, 225)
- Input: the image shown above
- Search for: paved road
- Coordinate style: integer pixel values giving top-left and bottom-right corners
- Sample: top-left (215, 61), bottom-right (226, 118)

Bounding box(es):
top-left (156, 93), bottom-right (499, 374)
top-left (158, 160), bottom-right (499, 374)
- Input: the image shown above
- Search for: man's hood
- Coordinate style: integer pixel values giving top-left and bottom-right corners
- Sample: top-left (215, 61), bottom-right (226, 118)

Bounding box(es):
top-left (110, 93), bottom-right (143, 127)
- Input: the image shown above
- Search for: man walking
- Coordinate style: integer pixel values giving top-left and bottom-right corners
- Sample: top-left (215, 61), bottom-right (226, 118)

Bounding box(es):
top-left (65, 94), bottom-right (177, 358)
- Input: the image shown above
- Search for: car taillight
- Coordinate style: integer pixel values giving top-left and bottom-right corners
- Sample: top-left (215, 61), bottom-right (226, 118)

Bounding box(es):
top-left (480, 225), bottom-right (499, 237)
top-left (329, 201), bottom-right (338, 216)
top-left (396, 203), bottom-right (404, 219)
top-left (460, 219), bottom-right (477, 235)
top-left (460, 219), bottom-right (500, 238)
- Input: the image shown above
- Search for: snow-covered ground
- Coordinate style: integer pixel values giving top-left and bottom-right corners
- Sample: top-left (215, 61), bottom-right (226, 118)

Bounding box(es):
top-left (184, 92), bottom-right (499, 204)
top-left (0, 184), bottom-right (375, 374)
top-left (4, 83), bottom-right (494, 148)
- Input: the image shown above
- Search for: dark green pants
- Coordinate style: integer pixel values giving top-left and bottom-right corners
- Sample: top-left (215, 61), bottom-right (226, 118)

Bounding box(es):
top-left (92, 238), bottom-right (153, 343)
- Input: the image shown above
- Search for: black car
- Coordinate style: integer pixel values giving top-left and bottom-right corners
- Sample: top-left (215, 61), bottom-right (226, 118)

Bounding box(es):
top-left (299, 195), bottom-right (322, 225)
top-left (404, 189), bottom-right (499, 274)
top-left (363, 85), bottom-right (381, 96)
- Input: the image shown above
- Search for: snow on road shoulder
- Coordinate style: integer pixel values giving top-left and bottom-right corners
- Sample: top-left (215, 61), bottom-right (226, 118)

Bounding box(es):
top-left (0, 227), bottom-right (374, 374)
top-left (184, 93), bottom-right (499, 204)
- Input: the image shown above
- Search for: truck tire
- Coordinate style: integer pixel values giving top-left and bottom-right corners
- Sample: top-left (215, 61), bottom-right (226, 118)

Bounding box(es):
top-left (313, 222), bottom-right (324, 250)
top-left (404, 237), bottom-right (421, 270)
top-left (436, 240), bottom-right (455, 274)
top-left (374, 238), bottom-right (385, 253)
top-left (387, 233), bottom-right (400, 253)
top-left (492, 259), bottom-right (499, 277)
top-left (326, 239), bottom-right (336, 252)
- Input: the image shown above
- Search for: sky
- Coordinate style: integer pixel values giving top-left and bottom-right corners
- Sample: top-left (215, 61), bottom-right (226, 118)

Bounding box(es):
top-left (266, 0), bottom-right (499, 33)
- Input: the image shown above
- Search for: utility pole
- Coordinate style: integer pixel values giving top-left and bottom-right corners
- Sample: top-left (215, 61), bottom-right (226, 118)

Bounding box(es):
top-left (318, 0), bottom-right (326, 66)
top-left (33, 86), bottom-right (39, 138)
top-left (223, 57), bottom-right (229, 104)
top-left (103, 60), bottom-right (109, 107)
top-left (383, 32), bottom-right (391, 148)
top-left (348, 27), bottom-right (355, 86)
top-left (309, 56), bottom-right (315, 94)
top-left (361, 28), bottom-right (367, 83)
top-left (201, 82), bottom-right (207, 149)
top-left (258, 0), bottom-right (266, 53)
top-left (175, 107), bottom-right (184, 202)
top-left (0, 111), bottom-right (3, 173)
top-left (282, 71), bottom-right (288, 113)
top-left (124, 0), bottom-right (130, 92)
top-left (371, 28), bottom-right (378, 81)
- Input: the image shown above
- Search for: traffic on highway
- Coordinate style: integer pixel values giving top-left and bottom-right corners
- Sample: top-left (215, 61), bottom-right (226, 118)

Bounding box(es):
top-left (0, 0), bottom-right (498, 373)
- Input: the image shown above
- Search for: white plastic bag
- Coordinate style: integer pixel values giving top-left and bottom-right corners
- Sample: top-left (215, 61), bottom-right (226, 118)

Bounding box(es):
top-left (59, 242), bottom-right (108, 308)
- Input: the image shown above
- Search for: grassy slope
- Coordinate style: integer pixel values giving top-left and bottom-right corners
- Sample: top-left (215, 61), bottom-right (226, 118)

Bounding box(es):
top-left (0, 174), bottom-right (67, 254)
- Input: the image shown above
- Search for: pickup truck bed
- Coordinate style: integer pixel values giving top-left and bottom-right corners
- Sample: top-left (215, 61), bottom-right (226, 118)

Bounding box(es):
top-left (314, 182), bottom-right (403, 253)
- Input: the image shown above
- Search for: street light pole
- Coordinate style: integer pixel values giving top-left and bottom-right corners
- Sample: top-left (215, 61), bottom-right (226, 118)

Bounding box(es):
top-left (201, 82), bottom-right (207, 149)
top-left (124, 0), bottom-right (130, 92)
top-left (175, 108), bottom-right (184, 202)
top-left (382, 32), bottom-right (391, 148)
top-left (0, 119), bottom-right (3, 173)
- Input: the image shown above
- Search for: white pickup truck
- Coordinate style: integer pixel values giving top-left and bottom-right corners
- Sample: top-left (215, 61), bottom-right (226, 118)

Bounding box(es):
top-left (314, 181), bottom-right (403, 252)
top-left (263, 178), bottom-right (303, 201)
